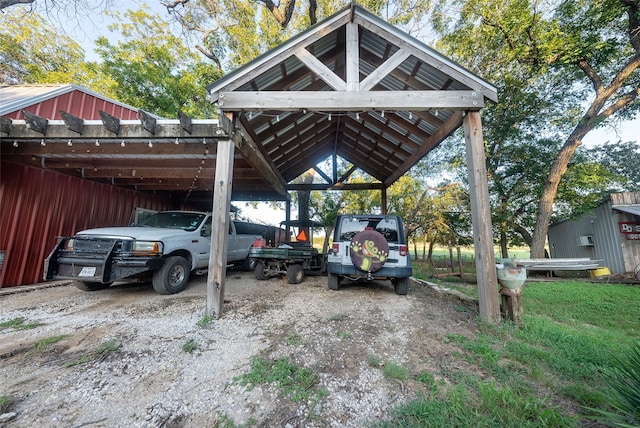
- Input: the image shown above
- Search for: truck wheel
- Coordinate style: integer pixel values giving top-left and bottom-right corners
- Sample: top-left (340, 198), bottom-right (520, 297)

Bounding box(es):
top-left (242, 257), bottom-right (256, 272)
top-left (152, 256), bottom-right (190, 294)
top-left (74, 281), bottom-right (111, 291)
top-left (328, 273), bottom-right (340, 290)
top-left (255, 262), bottom-right (268, 280)
top-left (287, 264), bottom-right (304, 284)
top-left (393, 277), bottom-right (409, 295)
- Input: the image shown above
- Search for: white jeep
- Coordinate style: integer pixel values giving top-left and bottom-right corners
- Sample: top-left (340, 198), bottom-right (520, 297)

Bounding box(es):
top-left (326, 214), bottom-right (412, 295)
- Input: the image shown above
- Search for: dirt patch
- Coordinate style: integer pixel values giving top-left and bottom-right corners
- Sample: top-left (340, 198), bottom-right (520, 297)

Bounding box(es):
top-left (0, 272), bottom-right (479, 427)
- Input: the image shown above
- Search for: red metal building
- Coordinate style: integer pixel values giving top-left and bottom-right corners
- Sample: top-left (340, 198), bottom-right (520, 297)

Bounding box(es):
top-left (0, 85), bottom-right (174, 287)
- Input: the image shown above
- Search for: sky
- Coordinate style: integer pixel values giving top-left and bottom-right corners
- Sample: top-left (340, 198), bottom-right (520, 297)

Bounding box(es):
top-left (37, 1), bottom-right (638, 225)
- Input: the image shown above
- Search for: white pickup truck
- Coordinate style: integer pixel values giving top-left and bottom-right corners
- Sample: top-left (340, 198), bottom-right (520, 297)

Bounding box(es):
top-left (44, 211), bottom-right (260, 294)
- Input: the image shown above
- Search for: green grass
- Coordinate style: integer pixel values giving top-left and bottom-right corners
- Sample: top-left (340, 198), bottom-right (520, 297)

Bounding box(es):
top-left (0, 316), bottom-right (43, 331)
top-left (376, 279), bottom-right (640, 427)
top-left (383, 361), bottom-right (410, 381)
top-left (233, 357), bottom-right (327, 403)
top-left (182, 339), bottom-right (198, 353)
top-left (0, 394), bottom-right (12, 413)
top-left (196, 314), bottom-right (214, 328)
top-left (34, 334), bottom-right (70, 352)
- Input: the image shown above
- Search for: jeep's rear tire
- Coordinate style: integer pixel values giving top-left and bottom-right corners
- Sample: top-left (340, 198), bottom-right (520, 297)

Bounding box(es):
top-left (254, 261), bottom-right (268, 280)
top-left (74, 281), bottom-right (111, 291)
top-left (287, 264), bottom-right (304, 284)
top-left (393, 277), bottom-right (409, 295)
top-left (152, 256), bottom-right (190, 294)
top-left (349, 230), bottom-right (390, 273)
top-left (328, 273), bottom-right (340, 290)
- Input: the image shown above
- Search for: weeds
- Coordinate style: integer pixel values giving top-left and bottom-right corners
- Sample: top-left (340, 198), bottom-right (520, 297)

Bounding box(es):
top-left (286, 333), bottom-right (304, 346)
top-left (182, 339), bottom-right (198, 354)
top-left (65, 339), bottom-right (120, 367)
top-left (367, 355), bottom-right (382, 368)
top-left (383, 361), bottom-right (410, 381)
top-left (197, 314), bottom-right (214, 328)
top-left (234, 357), bottom-right (326, 403)
top-left (0, 316), bottom-right (43, 331)
top-left (0, 394), bottom-right (12, 413)
top-left (327, 313), bottom-right (346, 322)
top-left (587, 341), bottom-right (640, 427)
top-left (34, 334), bottom-right (70, 352)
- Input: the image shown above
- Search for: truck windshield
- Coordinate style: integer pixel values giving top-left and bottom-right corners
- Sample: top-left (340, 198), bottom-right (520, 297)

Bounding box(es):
top-left (137, 212), bottom-right (206, 231)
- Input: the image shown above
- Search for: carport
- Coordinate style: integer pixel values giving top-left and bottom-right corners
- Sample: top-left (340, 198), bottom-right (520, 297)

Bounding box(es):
top-left (1, 5), bottom-right (500, 323)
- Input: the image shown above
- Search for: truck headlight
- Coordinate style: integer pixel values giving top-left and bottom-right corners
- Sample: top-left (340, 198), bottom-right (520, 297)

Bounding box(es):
top-left (65, 238), bottom-right (75, 250)
top-left (132, 241), bottom-right (163, 256)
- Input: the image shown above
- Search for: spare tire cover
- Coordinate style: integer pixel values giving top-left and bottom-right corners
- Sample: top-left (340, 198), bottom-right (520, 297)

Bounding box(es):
top-left (350, 230), bottom-right (389, 272)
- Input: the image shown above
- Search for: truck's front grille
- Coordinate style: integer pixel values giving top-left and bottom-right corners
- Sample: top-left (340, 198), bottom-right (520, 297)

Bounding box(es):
top-left (72, 238), bottom-right (119, 254)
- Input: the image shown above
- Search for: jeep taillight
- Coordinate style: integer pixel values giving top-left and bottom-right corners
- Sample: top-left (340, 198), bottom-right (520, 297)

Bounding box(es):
top-left (331, 243), bottom-right (339, 254)
top-left (399, 245), bottom-right (407, 257)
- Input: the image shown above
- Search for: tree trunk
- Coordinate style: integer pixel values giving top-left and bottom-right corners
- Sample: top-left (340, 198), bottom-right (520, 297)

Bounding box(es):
top-left (500, 229), bottom-right (508, 258)
top-left (530, 134), bottom-right (586, 257)
top-left (427, 240), bottom-right (435, 262)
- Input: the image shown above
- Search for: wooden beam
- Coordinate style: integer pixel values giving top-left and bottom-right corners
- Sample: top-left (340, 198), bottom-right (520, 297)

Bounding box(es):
top-left (4, 120), bottom-right (225, 139)
top-left (80, 168), bottom-right (216, 180)
top-left (219, 90), bottom-right (484, 111)
top-left (207, 136), bottom-right (235, 319)
top-left (360, 49), bottom-right (411, 91)
top-left (294, 48), bottom-right (347, 91)
top-left (354, 14), bottom-right (499, 102)
top-left (346, 22), bottom-right (359, 92)
top-left (463, 111), bottom-right (500, 324)
top-left (381, 187), bottom-right (388, 214)
top-left (338, 163), bottom-right (358, 183)
top-left (222, 114), bottom-right (287, 197)
top-left (2, 140), bottom-right (217, 156)
top-left (313, 165), bottom-right (333, 184)
top-left (286, 182), bottom-right (383, 191)
top-left (384, 110), bottom-right (463, 187)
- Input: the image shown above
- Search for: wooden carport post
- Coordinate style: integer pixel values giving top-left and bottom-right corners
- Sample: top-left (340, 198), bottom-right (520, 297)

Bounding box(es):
top-left (206, 115), bottom-right (235, 319)
top-left (463, 111), bottom-right (500, 324)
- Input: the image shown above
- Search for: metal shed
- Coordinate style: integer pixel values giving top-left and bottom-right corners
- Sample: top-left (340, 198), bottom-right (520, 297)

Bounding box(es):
top-left (1, 5), bottom-right (501, 322)
top-left (548, 191), bottom-right (640, 275)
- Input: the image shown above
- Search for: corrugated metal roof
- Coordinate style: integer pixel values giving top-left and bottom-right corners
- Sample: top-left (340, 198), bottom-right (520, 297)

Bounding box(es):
top-left (0, 84), bottom-right (143, 117)
top-left (207, 4), bottom-right (498, 188)
top-left (613, 204), bottom-right (640, 217)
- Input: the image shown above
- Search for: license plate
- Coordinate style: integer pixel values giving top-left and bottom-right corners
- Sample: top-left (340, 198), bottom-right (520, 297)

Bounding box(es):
top-left (78, 266), bottom-right (96, 277)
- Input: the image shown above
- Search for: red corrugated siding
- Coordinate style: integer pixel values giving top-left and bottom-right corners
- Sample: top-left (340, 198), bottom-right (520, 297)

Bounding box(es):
top-left (4, 90), bottom-right (139, 120)
top-left (0, 162), bottom-right (175, 287)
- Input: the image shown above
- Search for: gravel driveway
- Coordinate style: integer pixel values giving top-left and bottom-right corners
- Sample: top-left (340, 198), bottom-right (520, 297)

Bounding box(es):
top-left (0, 272), bottom-right (479, 427)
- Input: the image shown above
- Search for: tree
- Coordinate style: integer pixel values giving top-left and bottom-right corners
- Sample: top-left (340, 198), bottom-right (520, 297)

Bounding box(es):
top-left (164, 0), bottom-right (440, 67)
top-left (0, 8), bottom-right (91, 84)
top-left (0, 0), bottom-right (109, 11)
top-left (431, 0), bottom-right (640, 258)
top-left (94, 8), bottom-right (222, 118)
top-left (589, 141), bottom-right (640, 191)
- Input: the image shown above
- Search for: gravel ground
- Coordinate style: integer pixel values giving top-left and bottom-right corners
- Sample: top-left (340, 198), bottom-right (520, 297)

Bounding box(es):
top-left (0, 272), bottom-right (479, 427)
